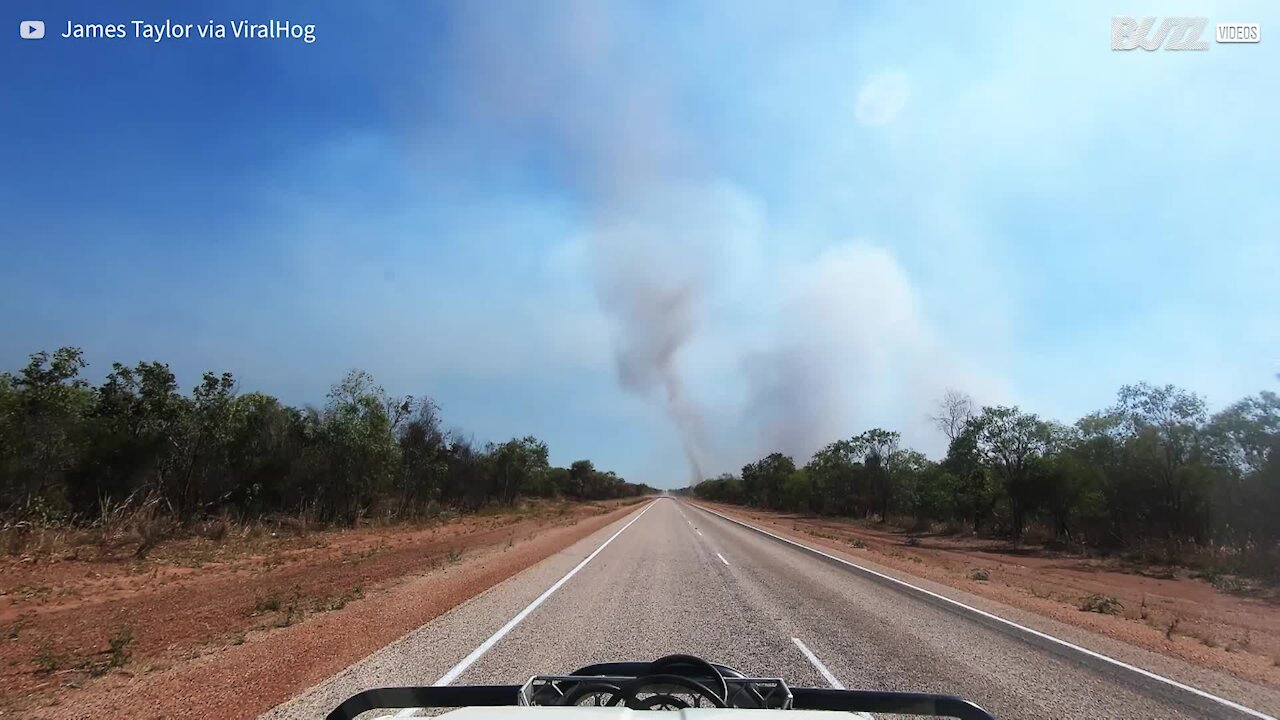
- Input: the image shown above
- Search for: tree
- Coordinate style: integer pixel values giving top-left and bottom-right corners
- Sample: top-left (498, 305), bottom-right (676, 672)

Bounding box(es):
top-left (1111, 383), bottom-right (1210, 539)
top-left (398, 397), bottom-right (447, 511)
top-left (224, 392), bottom-right (306, 515)
top-left (1, 347), bottom-right (641, 529)
top-left (804, 440), bottom-right (861, 516)
top-left (778, 469), bottom-right (810, 512)
top-left (567, 459), bottom-right (595, 499)
top-left (310, 370), bottom-right (402, 522)
top-left (1206, 391), bottom-right (1279, 474)
top-left (853, 429), bottom-right (900, 521)
top-left (0, 349), bottom-right (92, 518)
top-left (942, 424), bottom-right (996, 532)
top-left (1035, 428), bottom-right (1105, 543)
top-left (890, 449), bottom-right (938, 524)
top-left (693, 473), bottom-right (745, 504)
top-left (972, 406), bottom-right (1052, 537)
top-left (741, 453), bottom-right (796, 509)
top-left (541, 466), bottom-right (571, 498)
top-left (486, 436), bottom-right (550, 504)
top-left (1204, 391), bottom-right (1280, 546)
top-left (172, 371), bottom-right (239, 517)
top-left (931, 390), bottom-right (975, 443)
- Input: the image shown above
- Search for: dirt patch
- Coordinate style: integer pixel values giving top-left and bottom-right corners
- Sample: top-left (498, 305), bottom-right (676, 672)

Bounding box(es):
top-left (2, 498), bottom-right (647, 718)
top-left (693, 501), bottom-right (1280, 689)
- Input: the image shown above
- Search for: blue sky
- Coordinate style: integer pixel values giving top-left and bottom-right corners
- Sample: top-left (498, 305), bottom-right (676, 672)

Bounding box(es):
top-left (2, 1), bottom-right (1277, 487)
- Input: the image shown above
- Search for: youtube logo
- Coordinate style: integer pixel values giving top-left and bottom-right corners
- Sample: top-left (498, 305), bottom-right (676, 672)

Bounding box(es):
top-left (20, 20), bottom-right (45, 39)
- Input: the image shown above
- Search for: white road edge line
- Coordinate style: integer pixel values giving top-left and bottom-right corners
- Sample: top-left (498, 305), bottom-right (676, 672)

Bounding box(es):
top-left (792, 637), bottom-right (844, 690)
top-left (393, 499), bottom-right (660, 715)
top-left (692, 503), bottom-right (1276, 720)
top-left (436, 499), bottom-right (657, 684)
top-left (716, 552), bottom-right (729, 566)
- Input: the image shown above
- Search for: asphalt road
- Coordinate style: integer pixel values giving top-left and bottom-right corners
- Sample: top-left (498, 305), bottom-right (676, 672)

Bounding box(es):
top-left (263, 498), bottom-right (1280, 720)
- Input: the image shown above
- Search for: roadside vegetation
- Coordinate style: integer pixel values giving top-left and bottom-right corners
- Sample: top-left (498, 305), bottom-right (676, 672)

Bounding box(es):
top-left (686, 384), bottom-right (1279, 583)
top-left (0, 497), bottom-right (638, 716)
top-left (0, 347), bottom-right (652, 557)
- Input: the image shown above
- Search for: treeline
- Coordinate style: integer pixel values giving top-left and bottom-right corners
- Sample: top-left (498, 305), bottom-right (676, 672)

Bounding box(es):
top-left (0, 348), bottom-right (652, 526)
top-left (687, 384), bottom-right (1279, 578)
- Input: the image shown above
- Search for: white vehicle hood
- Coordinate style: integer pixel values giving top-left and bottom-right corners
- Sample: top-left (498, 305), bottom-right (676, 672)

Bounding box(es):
top-left (435, 708), bottom-right (873, 719)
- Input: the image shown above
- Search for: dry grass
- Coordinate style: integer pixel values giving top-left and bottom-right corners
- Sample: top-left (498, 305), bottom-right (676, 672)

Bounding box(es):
top-left (1126, 539), bottom-right (1279, 589)
top-left (2, 497), bottom-right (600, 567)
top-left (1080, 594), bottom-right (1124, 615)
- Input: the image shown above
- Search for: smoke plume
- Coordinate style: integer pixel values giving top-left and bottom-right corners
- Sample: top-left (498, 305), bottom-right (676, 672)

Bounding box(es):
top-left (427, 3), bottom-right (1003, 484)
top-left (440, 3), bottom-right (714, 481)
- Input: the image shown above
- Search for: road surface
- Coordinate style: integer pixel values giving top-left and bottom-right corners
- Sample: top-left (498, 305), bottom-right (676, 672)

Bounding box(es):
top-left (263, 498), bottom-right (1280, 719)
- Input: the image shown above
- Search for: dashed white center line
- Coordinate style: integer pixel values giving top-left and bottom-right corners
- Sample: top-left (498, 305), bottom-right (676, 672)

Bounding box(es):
top-left (792, 637), bottom-right (844, 689)
top-left (716, 552), bottom-right (729, 566)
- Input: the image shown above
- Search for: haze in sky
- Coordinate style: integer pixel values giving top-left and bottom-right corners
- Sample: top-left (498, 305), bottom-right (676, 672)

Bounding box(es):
top-left (3, 0), bottom-right (1277, 487)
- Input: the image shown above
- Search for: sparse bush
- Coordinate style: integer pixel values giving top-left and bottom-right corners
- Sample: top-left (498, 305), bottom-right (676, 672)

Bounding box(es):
top-left (968, 568), bottom-right (990, 581)
top-left (1079, 594), bottom-right (1123, 615)
top-left (278, 585), bottom-right (304, 627)
top-left (268, 514), bottom-right (308, 537)
top-left (202, 516), bottom-right (231, 542)
top-left (107, 626), bottom-right (133, 668)
top-left (34, 647), bottom-right (64, 674)
top-left (1209, 574), bottom-right (1246, 593)
top-left (848, 538), bottom-right (866, 549)
top-left (3, 522), bottom-right (32, 555)
top-left (253, 592), bottom-right (282, 614)
top-left (133, 518), bottom-right (176, 559)
top-left (322, 586), bottom-right (365, 611)
top-left (446, 548), bottom-right (463, 564)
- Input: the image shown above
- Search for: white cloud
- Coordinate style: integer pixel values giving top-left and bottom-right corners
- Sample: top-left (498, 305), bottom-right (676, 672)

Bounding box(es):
top-left (854, 70), bottom-right (910, 126)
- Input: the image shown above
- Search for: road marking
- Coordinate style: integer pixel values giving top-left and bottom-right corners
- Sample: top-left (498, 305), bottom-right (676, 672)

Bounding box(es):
top-left (716, 552), bottom-right (729, 566)
top-left (691, 503), bottom-right (1276, 720)
top-left (792, 637), bottom-right (844, 690)
top-left (428, 500), bottom-right (658, 688)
